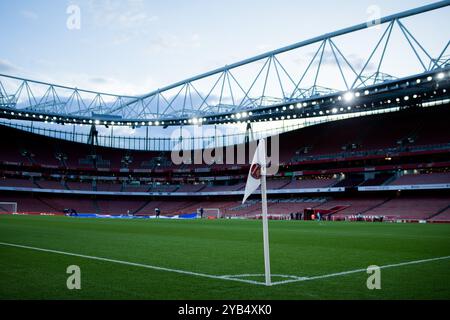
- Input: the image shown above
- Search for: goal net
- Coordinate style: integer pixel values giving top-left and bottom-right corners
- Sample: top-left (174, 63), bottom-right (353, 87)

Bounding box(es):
top-left (0, 202), bottom-right (18, 214)
top-left (197, 208), bottom-right (221, 219)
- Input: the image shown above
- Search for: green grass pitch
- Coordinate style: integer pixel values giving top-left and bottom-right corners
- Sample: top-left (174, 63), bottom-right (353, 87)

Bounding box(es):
top-left (0, 214), bottom-right (449, 300)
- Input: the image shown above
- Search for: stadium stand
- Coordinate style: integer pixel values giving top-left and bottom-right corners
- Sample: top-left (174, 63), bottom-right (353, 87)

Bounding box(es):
top-left (0, 105), bottom-right (449, 222)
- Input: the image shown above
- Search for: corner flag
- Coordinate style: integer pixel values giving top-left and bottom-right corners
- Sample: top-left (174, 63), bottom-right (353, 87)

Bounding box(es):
top-left (242, 139), bottom-right (266, 204)
top-left (242, 139), bottom-right (272, 286)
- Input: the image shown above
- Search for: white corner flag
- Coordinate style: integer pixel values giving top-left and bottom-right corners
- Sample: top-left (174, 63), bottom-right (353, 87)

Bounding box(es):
top-left (242, 139), bottom-right (271, 286)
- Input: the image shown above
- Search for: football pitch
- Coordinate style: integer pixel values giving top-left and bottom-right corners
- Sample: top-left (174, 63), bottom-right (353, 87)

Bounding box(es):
top-left (0, 214), bottom-right (449, 300)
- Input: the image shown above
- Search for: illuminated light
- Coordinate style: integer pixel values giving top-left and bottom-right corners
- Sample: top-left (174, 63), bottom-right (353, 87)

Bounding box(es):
top-left (404, 96), bottom-right (409, 101)
top-left (289, 105), bottom-right (294, 110)
top-left (287, 115), bottom-right (291, 119)
top-left (337, 96), bottom-right (342, 101)
top-left (10, 111), bottom-right (14, 115)
top-left (319, 111), bottom-right (323, 115)
top-left (141, 122), bottom-right (145, 126)
top-left (355, 92), bottom-right (361, 97)
top-left (192, 118), bottom-right (198, 124)
top-left (155, 121), bottom-right (160, 126)
top-left (161, 121), bottom-right (165, 125)
top-left (347, 106), bottom-right (351, 110)
top-left (111, 121), bottom-right (115, 125)
top-left (427, 76), bottom-right (432, 81)
top-left (293, 115), bottom-right (297, 118)
top-left (25, 114), bottom-right (29, 117)
top-left (235, 113), bottom-right (241, 119)
top-left (343, 91), bottom-right (354, 102)
top-left (413, 94), bottom-right (418, 99)
top-left (249, 112), bottom-right (253, 116)
top-left (281, 116), bottom-right (285, 120)
top-left (302, 102), bottom-right (307, 107)
top-left (396, 98), bottom-right (400, 102)
top-left (364, 90), bottom-right (370, 95)
top-left (387, 100), bottom-right (391, 104)
top-left (242, 112), bottom-right (248, 118)
top-left (437, 72), bottom-right (445, 80)
top-left (282, 106), bottom-right (287, 111)
top-left (416, 79), bottom-right (421, 84)
top-left (332, 108), bottom-right (338, 114)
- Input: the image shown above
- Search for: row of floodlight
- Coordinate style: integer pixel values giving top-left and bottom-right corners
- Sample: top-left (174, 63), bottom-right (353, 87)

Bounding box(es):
top-left (0, 71), bottom-right (448, 127)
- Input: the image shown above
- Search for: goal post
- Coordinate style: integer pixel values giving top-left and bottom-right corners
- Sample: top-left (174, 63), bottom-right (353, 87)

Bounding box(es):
top-left (197, 208), bottom-right (221, 219)
top-left (0, 202), bottom-right (18, 214)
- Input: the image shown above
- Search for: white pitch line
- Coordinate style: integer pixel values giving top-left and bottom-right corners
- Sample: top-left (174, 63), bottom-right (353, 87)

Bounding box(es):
top-left (0, 242), bottom-right (264, 286)
top-left (1, 241), bottom-right (449, 287)
top-left (270, 255), bottom-right (450, 286)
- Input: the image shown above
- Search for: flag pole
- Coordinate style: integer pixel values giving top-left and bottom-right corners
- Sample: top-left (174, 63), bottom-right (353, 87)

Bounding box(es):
top-left (260, 156), bottom-right (271, 286)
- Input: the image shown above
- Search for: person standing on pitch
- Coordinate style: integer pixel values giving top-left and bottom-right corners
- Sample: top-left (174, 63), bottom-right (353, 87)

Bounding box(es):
top-left (155, 207), bottom-right (161, 218)
top-left (199, 207), bottom-right (204, 219)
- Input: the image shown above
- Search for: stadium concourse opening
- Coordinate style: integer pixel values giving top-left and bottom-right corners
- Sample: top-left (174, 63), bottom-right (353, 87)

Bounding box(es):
top-left (0, 104), bottom-right (449, 222)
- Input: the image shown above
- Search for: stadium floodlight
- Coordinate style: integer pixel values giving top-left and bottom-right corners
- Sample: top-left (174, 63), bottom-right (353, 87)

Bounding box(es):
top-left (427, 76), bottom-right (433, 81)
top-left (437, 72), bottom-right (445, 80)
top-left (155, 121), bottom-right (160, 126)
top-left (95, 120), bottom-right (100, 125)
top-left (416, 79), bottom-right (421, 84)
top-left (332, 108), bottom-right (338, 114)
top-left (344, 91), bottom-right (354, 102)
top-left (404, 96), bottom-right (409, 101)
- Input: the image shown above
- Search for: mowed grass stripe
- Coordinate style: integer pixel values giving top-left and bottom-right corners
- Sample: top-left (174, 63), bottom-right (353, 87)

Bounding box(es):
top-left (1, 215), bottom-right (450, 299)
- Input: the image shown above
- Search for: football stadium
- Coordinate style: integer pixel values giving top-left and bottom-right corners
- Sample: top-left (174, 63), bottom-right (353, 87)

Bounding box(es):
top-left (0, 0), bottom-right (450, 303)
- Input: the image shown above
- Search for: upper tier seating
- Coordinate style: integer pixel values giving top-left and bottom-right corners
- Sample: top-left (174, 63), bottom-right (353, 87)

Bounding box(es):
top-left (1, 104), bottom-right (449, 170)
top-left (389, 172), bottom-right (450, 185)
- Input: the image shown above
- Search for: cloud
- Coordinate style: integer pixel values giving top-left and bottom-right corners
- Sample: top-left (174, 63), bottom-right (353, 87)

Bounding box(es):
top-left (88, 0), bottom-right (158, 44)
top-left (294, 51), bottom-right (375, 72)
top-left (81, 0), bottom-right (160, 45)
top-left (21, 10), bottom-right (38, 20)
top-left (89, 77), bottom-right (110, 84)
top-left (0, 59), bottom-right (20, 73)
top-left (147, 33), bottom-right (201, 54)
